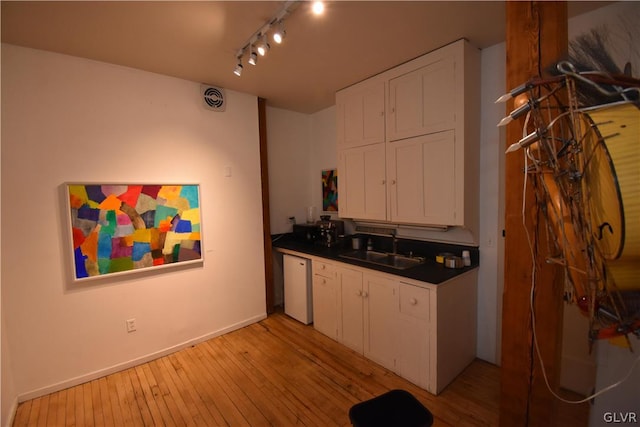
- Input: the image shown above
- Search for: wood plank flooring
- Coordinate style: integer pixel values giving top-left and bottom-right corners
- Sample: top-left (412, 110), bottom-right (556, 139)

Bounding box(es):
top-left (12, 312), bottom-right (588, 426)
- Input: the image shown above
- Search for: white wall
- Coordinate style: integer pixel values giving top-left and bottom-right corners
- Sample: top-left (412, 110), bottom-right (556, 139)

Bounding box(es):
top-left (266, 106), bottom-right (313, 233)
top-left (569, 1), bottom-right (640, 75)
top-left (266, 105), bottom-right (342, 307)
top-left (310, 106), bottom-right (340, 220)
top-left (477, 42), bottom-right (506, 364)
top-left (0, 44), bottom-right (267, 414)
top-left (590, 337), bottom-right (640, 426)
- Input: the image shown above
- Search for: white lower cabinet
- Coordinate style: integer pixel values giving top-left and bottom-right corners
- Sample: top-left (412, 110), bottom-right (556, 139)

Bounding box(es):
top-left (395, 282), bottom-right (430, 389)
top-left (341, 271), bottom-right (399, 371)
top-left (310, 256), bottom-right (477, 395)
top-left (363, 274), bottom-right (398, 370)
top-left (312, 260), bottom-right (340, 341)
top-left (339, 266), bottom-right (365, 352)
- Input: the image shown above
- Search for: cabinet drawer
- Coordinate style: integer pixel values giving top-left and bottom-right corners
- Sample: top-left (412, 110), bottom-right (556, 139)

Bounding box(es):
top-left (313, 260), bottom-right (338, 279)
top-left (399, 283), bottom-right (430, 320)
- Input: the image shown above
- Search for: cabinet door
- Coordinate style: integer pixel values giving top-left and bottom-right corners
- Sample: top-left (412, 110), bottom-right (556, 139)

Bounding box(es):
top-left (387, 131), bottom-right (457, 225)
top-left (363, 274), bottom-right (398, 370)
top-left (337, 81), bottom-right (385, 149)
top-left (339, 267), bottom-right (364, 353)
top-left (312, 273), bottom-right (340, 340)
top-left (338, 143), bottom-right (387, 221)
top-left (387, 55), bottom-right (455, 141)
top-left (395, 283), bottom-right (430, 390)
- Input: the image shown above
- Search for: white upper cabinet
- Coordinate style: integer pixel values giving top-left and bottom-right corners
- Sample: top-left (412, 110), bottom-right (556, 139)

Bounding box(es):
top-left (387, 131), bottom-right (458, 225)
top-left (387, 54), bottom-right (455, 141)
top-left (336, 79), bottom-right (385, 149)
top-left (336, 39), bottom-right (479, 230)
top-left (338, 143), bottom-right (387, 221)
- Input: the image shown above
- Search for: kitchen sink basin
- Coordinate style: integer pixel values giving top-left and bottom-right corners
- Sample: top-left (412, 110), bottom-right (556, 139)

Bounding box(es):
top-left (339, 250), bottom-right (425, 270)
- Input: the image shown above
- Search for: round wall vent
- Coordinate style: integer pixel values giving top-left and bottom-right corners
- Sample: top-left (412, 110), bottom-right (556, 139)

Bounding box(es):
top-left (201, 85), bottom-right (226, 111)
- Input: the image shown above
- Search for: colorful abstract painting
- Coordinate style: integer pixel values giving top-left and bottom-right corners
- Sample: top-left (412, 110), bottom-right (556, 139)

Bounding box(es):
top-left (66, 184), bottom-right (203, 281)
top-left (322, 169), bottom-right (338, 212)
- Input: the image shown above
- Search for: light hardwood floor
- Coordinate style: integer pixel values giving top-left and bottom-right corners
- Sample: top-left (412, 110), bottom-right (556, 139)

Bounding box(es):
top-left (12, 312), bottom-right (588, 426)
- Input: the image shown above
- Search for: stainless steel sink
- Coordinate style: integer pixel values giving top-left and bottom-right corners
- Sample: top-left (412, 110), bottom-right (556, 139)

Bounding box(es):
top-left (339, 250), bottom-right (425, 270)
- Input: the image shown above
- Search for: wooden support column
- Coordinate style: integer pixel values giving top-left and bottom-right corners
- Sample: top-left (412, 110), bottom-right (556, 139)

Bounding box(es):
top-left (501, 2), bottom-right (567, 426)
top-left (258, 97), bottom-right (275, 314)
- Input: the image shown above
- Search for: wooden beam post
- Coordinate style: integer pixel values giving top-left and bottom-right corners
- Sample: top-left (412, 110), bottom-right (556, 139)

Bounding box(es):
top-left (258, 98), bottom-right (275, 314)
top-left (501, 2), bottom-right (568, 426)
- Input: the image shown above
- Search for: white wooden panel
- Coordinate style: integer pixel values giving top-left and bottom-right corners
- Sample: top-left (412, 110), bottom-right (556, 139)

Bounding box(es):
top-left (364, 274), bottom-right (398, 370)
top-left (343, 94), bottom-right (364, 146)
top-left (312, 273), bottom-right (340, 340)
top-left (389, 71), bottom-right (423, 140)
top-left (337, 80), bottom-right (385, 149)
top-left (388, 131), bottom-right (457, 225)
top-left (422, 131), bottom-right (456, 224)
top-left (422, 57), bottom-right (456, 133)
top-left (390, 141), bottom-right (423, 221)
top-left (396, 311), bottom-right (430, 390)
top-left (362, 86), bottom-right (385, 143)
top-left (338, 144), bottom-right (386, 221)
top-left (388, 56), bottom-right (456, 141)
top-left (399, 282), bottom-right (430, 320)
top-left (340, 149), bottom-right (366, 217)
top-left (340, 267), bottom-right (364, 353)
top-left (362, 146), bottom-right (387, 219)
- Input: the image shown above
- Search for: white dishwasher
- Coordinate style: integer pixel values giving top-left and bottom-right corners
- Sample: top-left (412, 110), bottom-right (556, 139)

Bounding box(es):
top-left (283, 254), bottom-right (313, 324)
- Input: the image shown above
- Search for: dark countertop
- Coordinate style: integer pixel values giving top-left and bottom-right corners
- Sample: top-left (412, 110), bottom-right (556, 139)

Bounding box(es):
top-left (272, 233), bottom-right (478, 285)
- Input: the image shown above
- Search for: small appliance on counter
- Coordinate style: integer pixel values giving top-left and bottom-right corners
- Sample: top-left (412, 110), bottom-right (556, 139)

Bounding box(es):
top-left (292, 223), bottom-right (320, 243)
top-left (318, 216), bottom-right (344, 247)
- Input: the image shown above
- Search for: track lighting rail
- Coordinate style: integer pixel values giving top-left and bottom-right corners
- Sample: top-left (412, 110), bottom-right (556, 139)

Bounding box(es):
top-left (233, 0), bottom-right (300, 76)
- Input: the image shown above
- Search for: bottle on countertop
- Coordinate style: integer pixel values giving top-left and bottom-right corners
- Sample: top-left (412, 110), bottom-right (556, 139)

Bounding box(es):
top-left (462, 250), bottom-right (471, 266)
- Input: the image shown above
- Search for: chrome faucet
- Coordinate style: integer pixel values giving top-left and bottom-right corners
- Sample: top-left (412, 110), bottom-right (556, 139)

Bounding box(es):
top-left (391, 231), bottom-right (398, 255)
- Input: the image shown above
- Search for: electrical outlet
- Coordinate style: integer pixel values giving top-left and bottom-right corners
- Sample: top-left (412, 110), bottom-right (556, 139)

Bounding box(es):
top-left (126, 318), bottom-right (137, 333)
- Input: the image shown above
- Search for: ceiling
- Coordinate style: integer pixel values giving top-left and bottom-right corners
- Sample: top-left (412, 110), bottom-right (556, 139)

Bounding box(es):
top-left (1, 1), bottom-right (613, 114)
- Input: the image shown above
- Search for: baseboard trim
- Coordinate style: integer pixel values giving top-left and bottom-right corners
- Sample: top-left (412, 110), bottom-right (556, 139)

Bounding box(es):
top-left (17, 313), bottom-right (267, 402)
top-left (4, 396), bottom-right (18, 427)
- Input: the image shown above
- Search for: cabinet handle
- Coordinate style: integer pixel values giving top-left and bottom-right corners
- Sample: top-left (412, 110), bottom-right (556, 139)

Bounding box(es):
top-left (381, 179), bottom-right (386, 185)
top-left (321, 265), bottom-right (326, 270)
top-left (356, 290), bottom-right (363, 297)
top-left (362, 291), bottom-right (369, 298)
top-left (409, 297), bottom-right (417, 305)
top-left (322, 279), bottom-right (326, 284)
top-left (391, 179), bottom-right (396, 185)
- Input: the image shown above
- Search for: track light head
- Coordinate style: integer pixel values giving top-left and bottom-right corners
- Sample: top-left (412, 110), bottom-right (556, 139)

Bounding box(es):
top-left (233, 62), bottom-right (243, 76)
top-left (233, 54), bottom-right (243, 76)
top-left (248, 49), bottom-right (258, 66)
top-left (273, 22), bottom-right (286, 44)
top-left (257, 35), bottom-right (270, 56)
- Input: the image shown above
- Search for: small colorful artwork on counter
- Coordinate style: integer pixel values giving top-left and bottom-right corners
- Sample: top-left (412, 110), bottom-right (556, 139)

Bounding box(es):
top-left (322, 169), bottom-right (338, 212)
top-left (66, 184), bottom-right (203, 281)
